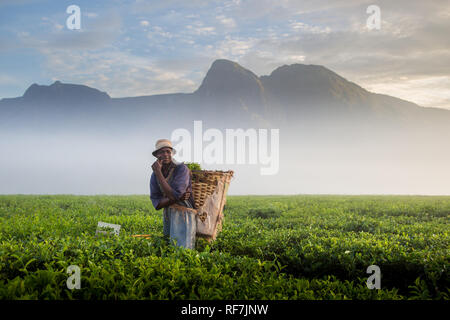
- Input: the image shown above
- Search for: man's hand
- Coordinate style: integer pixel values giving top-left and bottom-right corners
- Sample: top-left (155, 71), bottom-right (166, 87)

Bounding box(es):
top-left (152, 159), bottom-right (162, 173)
top-left (155, 191), bottom-right (190, 210)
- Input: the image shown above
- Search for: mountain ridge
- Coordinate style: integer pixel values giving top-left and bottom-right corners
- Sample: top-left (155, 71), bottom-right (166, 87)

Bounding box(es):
top-left (1, 59), bottom-right (450, 131)
top-left (0, 59), bottom-right (445, 113)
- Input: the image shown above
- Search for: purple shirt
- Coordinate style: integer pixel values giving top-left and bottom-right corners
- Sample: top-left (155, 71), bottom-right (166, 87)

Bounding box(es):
top-left (150, 162), bottom-right (194, 210)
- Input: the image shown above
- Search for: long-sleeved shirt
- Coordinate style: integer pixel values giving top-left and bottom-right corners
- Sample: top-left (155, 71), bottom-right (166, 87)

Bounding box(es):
top-left (149, 162), bottom-right (194, 210)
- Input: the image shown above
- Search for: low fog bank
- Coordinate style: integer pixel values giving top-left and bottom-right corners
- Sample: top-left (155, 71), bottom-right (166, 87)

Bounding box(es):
top-left (1, 117), bottom-right (449, 195)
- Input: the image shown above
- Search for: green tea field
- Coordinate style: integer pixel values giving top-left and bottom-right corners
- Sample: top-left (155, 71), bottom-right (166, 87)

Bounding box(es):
top-left (0, 195), bottom-right (448, 300)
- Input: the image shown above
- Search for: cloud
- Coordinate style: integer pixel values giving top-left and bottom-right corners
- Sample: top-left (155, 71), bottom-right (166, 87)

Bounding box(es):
top-left (210, 36), bottom-right (258, 59)
top-left (216, 15), bottom-right (236, 28)
top-left (147, 25), bottom-right (173, 39)
top-left (289, 21), bottom-right (331, 34)
top-left (40, 49), bottom-right (199, 97)
top-left (365, 76), bottom-right (450, 110)
top-left (185, 25), bottom-right (216, 36)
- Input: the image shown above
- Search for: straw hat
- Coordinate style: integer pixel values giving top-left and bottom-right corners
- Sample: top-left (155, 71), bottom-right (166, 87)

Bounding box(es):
top-left (152, 139), bottom-right (176, 157)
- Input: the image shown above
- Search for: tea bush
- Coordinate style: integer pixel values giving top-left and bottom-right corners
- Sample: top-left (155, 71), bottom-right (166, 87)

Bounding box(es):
top-left (0, 195), bottom-right (448, 299)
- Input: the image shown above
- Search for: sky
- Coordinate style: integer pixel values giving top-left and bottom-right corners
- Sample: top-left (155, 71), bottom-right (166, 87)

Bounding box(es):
top-left (0, 0), bottom-right (450, 109)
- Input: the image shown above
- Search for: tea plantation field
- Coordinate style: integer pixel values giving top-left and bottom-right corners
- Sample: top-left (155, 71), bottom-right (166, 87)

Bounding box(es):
top-left (0, 195), bottom-right (448, 300)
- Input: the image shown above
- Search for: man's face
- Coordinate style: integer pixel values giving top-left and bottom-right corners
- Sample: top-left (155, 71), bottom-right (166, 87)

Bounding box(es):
top-left (156, 147), bottom-right (172, 165)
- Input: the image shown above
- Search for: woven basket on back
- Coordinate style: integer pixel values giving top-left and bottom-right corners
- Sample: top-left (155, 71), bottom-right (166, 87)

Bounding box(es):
top-left (191, 170), bottom-right (234, 209)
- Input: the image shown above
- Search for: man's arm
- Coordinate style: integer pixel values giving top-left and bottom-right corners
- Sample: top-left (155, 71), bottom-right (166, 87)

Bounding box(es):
top-left (169, 164), bottom-right (191, 201)
top-left (150, 163), bottom-right (191, 210)
top-left (155, 197), bottom-right (178, 210)
top-left (155, 191), bottom-right (191, 210)
top-left (150, 173), bottom-right (164, 210)
top-left (154, 168), bottom-right (177, 201)
top-left (155, 164), bottom-right (192, 210)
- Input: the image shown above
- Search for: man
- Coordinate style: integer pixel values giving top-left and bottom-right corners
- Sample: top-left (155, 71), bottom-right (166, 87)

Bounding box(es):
top-left (149, 139), bottom-right (195, 241)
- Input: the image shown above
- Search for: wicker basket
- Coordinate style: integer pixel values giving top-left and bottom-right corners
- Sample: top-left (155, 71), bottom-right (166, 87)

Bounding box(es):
top-left (191, 170), bottom-right (234, 209)
top-left (189, 170), bottom-right (234, 241)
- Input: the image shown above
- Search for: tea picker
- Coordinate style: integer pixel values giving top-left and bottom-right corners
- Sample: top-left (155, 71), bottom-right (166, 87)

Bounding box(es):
top-left (149, 139), bottom-right (233, 249)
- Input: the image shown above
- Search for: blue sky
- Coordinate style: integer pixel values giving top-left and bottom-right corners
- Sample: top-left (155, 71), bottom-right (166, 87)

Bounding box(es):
top-left (1, 0), bottom-right (449, 109)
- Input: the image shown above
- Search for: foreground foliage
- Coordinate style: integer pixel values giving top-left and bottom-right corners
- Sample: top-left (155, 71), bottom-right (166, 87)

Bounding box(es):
top-left (0, 195), bottom-right (448, 299)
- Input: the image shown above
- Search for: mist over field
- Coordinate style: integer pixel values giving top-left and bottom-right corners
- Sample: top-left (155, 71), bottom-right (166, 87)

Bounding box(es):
top-left (1, 60), bottom-right (449, 195)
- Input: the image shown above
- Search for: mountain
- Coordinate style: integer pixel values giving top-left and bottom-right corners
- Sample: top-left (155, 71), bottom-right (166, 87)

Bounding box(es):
top-left (257, 63), bottom-right (450, 130)
top-left (194, 59), bottom-right (266, 110)
top-left (260, 64), bottom-right (372, 121)
top-left (1, 59), bottom-right (450, 136)
top-left (2, 59), bottom-right (449, 129)
top-left (22, 81), bottom-right (110, 103)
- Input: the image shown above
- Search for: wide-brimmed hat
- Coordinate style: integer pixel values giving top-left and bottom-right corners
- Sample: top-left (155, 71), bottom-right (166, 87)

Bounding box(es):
top-left (152, 139), bottom-right (176, 157)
